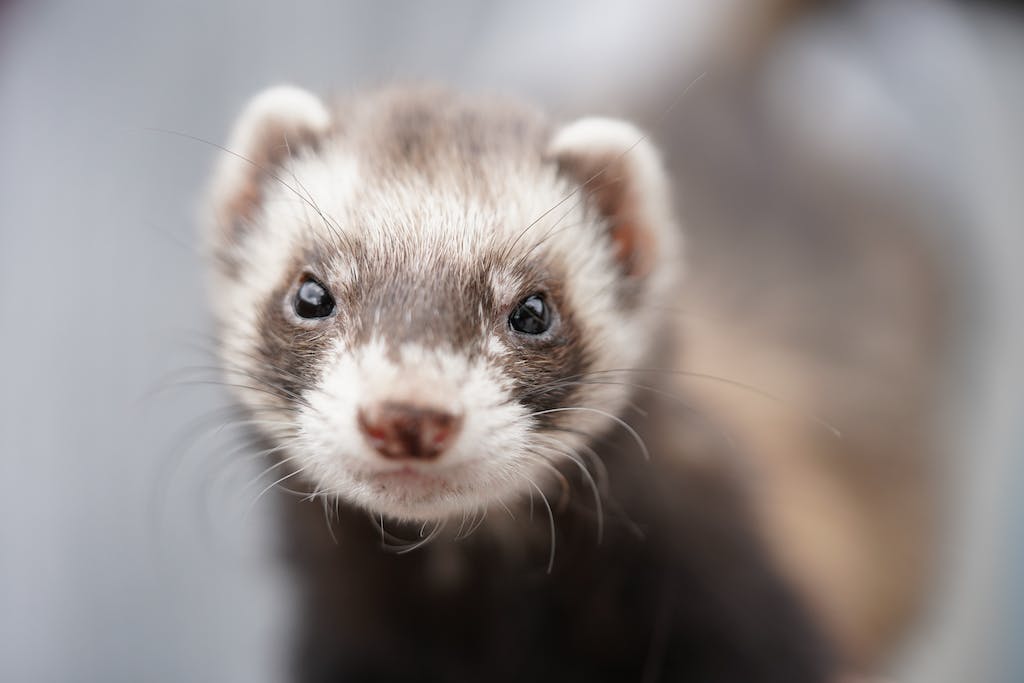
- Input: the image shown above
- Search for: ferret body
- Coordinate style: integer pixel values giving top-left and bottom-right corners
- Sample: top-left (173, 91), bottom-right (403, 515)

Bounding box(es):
top-left (204, 85), bottom-right (834, 681)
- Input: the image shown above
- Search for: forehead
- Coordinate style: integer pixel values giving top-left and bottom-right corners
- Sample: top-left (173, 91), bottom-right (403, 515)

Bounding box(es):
top-left (346, 88), bottom-right (551, 175)
top-left (256, 90), bottom-right (594, 282)
top-left (286, 91), bottom-right (566, 248)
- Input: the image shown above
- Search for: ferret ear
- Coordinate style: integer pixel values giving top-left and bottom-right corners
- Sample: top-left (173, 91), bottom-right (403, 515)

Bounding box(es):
top-left (548, 118), bottom-right (674, 278)
top-left (207, 85), bottom-right (331, 240)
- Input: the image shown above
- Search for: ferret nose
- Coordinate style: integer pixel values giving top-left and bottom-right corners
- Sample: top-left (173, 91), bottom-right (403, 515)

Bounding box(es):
top-left (357, 402), bottom-right (463, 461)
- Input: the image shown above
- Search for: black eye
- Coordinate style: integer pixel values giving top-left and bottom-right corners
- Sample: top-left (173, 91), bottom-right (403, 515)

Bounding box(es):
top-left (509, 294), bottom-right (552, 335)
top-left (294, 278), bottom-right (335, 319)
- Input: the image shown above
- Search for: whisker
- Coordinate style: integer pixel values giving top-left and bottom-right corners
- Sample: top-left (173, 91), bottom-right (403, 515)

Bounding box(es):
top-left (541, 378), bottom-right (739, 452)
top-left (463, 508), bottom-right (489, 539)
top-left (455, 509), bottom-right (470, 539)
top-left (151, 405), bottom-right (271, 525)
top-left (281, 134), bottom-right (351, 252)
top-left (508, 178), bottom-right (619, 267)
top-left (496, 498), bottom-right (517, 521)
top-left (240, 451), bottom-right (303, 495)
top-left (525, 368), bottom-right (841, 438)
top-left (539, 439), bottom-right (604, 544)
top-left (539, 427), bottom-right (645, 539)
top-left (245, 468), bottom-right (307, 517)
top-left (530, 406), bottom-right (651, 462)
top-left (145, 127), bottom-right (351, 254)
top-left (527, 479), bottom-right (556, 574)
top-left (155, 376), bottom-right (311, 410)
top-left (393, 519), bottom-right (445, 554)
top-left (320, 495), bottom-right (339, 544)
top-left (526, 456), bottom-right (572, 513)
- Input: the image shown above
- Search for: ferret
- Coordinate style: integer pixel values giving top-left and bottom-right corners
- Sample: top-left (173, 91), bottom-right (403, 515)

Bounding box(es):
top-left (203, 85), bottom-right (835, 682)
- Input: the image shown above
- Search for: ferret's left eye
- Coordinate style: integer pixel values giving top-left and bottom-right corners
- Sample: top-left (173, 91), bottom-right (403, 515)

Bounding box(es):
top-left (294, 278), bottom-right (335, 319)
top-left (509, 294), bottom-right (552, 335)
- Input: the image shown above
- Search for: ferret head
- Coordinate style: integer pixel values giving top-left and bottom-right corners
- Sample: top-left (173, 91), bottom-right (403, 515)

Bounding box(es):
top-left (204, 86), bottom-right (681, 521)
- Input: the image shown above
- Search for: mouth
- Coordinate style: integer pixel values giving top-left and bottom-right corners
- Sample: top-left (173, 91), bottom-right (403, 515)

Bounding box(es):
top-left (339, 455), bottom-right (534, 521)
top-left (367, 465), bottom-right (460, 489)
top-left (351, 462), bottom-right (473, 508)
top-left (343, 456), bottom-right (534, 521)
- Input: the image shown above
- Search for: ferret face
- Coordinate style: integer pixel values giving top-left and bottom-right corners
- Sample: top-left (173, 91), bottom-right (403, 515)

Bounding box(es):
top-left (205, 87), bottom-right (679, 521)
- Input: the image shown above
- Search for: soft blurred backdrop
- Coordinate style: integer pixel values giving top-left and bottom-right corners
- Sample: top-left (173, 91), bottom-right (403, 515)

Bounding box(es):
top-left (1, 1), bottom-right (1021, 681)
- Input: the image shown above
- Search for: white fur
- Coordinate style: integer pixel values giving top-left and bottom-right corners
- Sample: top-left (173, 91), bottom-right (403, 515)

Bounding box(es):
top-left (296, 339), bottom-right (535, 519)
top-left (229, 85), bottom-right (331, 151)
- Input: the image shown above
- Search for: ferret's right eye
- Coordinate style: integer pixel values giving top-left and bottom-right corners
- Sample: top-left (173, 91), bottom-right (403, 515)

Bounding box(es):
top-left (294, 277), bottom-right (335, 319)
top-left (509, 294), bottom-right (552, 335)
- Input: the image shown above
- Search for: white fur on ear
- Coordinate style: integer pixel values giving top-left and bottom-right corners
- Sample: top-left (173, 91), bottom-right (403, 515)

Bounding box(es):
top-left (207, 85), bottom-right (331, 241)
top-left (226, 85), bottom-right (331, 159)
top-left (548, 117), bottom-right (676, 278)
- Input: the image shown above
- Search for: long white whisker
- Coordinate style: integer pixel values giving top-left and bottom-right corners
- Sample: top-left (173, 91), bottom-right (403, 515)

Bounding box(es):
top-left (527, 479), bottom-right (556, 574)
top-left (531, 406), bottom-right (650, 461)
top-left (320, 495), bottom-right (339, 544)
top-left (464, 508), bottom-right (489, 539)
top-left (393, 519), bottom-right (445, 554)
top-left (246, 468), bottom-right (306, 517)
top-left (497, 498), bottom-right (517, 521)
top-left (547, 379), bottom-right (739, 452)
top-left (455, 509), bottom-right (470, 539)
top-left (528, 368), bottom-right (841, 438)
top-left (240, 450), bottom-right (303, 493)
top-left (540, 440), bottom-right (604, 544)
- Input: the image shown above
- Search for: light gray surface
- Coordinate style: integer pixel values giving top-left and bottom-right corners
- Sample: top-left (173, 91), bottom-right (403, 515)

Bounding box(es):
top-left (1, 2), bottom-right (1020, 681)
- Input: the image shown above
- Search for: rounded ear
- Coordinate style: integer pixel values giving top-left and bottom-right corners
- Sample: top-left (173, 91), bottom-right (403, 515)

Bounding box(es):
top-left (547, 118), bottom-right (675, 278)
top-left (206, 85), bottom-right (331, 243)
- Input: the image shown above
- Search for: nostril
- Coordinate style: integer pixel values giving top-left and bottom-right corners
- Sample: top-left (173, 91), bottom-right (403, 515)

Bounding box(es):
top-left (421, 413), bottom-right (459, 450)
top-left (360, 423), bottom-right (388, 441)
top-left (357, 402), bottom-right (463, 461)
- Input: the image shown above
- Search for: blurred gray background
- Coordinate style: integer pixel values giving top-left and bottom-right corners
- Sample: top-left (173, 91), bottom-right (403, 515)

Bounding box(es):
top-left (1, 1), bottom-right (1021, 681)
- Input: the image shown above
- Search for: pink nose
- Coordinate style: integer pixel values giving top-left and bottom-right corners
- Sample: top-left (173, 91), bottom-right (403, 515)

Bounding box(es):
top-left (357, 402), bottom-right (463, 461)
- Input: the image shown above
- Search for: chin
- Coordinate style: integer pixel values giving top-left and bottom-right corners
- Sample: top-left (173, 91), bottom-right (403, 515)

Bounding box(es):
top-left (338, 458), bottom-right (534, 523)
